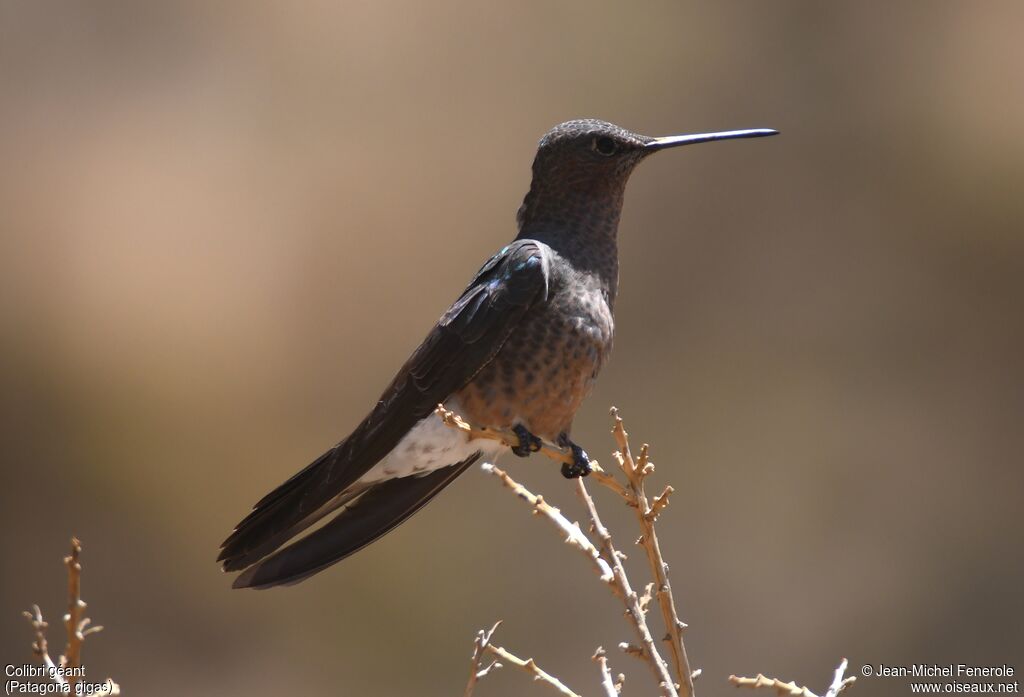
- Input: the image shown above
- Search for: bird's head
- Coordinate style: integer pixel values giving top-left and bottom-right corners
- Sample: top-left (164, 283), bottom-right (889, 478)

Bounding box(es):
top-left (518, 119), bottom-right (776, 231)
top-left (528, 120), bottom-right (652, 196)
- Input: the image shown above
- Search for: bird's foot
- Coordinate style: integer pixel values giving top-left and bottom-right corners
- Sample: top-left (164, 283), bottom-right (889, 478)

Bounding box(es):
top-left (560, 441), bottom-right (592, 479)
top-left (511, 424), bottom-right (542, 457)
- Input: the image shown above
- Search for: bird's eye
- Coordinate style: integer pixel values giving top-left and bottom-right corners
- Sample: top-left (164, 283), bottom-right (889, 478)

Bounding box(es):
top-left (592, 136), bottom-right (617, 156)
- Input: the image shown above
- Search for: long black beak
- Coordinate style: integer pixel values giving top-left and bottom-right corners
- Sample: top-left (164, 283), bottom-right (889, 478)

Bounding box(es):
top-left (645, 128), bottom-right (778, 151)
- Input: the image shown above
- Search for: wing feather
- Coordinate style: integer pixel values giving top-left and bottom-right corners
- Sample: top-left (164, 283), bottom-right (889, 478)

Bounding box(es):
top-left (232, 456), bottom-right (479, 589)
top-left (219, 240), bottom-right (551, 574)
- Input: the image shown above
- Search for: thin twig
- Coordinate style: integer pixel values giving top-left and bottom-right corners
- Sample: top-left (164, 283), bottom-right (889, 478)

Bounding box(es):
top-left (464, 621), bottom-right (583, 697)
top-left (593, 647), bottom-right (624, 697)
top-left (480, 463), bottom-right (613, 583)
top-left (486, 644), bottom-right (583, 697)
top-left (63, 537), bottom-right (85, 688)
top-left (730, 673), bottom-right (819, 697)
top-left (588, 461), bottom-right (632, 501)
top-left (577, 477), bottom-right (680, 697)
top-left (22, 539), bottom-right (120, 697)
top-left (730, 658), bottom-right (855, 697)
top-left (608, 408), bottom-right (695, 697)
top-left (826, 659), bottom-right (856, 697)
top-left (21, 605), bottom-right (66, 688)
top-left (464, 621), bottom-right (503, 697)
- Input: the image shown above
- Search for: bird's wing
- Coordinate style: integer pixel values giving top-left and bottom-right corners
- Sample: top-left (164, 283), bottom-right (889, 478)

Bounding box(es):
top-left (219, 240), bottom-right (551, 574)
top-left (231, 454), bottom-right (479, 589)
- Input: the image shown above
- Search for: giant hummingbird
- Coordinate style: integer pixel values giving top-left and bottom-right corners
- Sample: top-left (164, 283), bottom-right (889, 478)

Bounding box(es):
top-left (219, 119), bottom-right (777, 588)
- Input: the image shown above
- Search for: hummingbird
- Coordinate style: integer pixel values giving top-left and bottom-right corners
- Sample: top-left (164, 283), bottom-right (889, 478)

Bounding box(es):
top-left (219, 119), bottom-right (776, 588)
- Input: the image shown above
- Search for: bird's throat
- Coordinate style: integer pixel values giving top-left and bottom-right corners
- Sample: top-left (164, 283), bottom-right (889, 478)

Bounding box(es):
top-left (516, 184), bottom-right (623, 304)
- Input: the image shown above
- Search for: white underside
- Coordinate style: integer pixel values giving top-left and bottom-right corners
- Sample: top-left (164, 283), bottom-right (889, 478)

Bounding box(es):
top-left (355, 397), bottom-right (508, 485)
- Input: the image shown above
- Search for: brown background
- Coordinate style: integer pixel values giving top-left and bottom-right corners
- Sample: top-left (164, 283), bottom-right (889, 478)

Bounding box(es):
top-left (2, 2), bottom-right (1022, 696)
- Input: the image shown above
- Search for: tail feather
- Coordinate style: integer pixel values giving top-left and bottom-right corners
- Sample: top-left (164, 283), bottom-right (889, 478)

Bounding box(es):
top-left (219, 396), bottom-right (429, 573)
top-left (231, 455), bottom-right (478, 589)
top-left (219, 482), bottom-right (366, 573)
top-left (218, 446), bottom-right (347, 572)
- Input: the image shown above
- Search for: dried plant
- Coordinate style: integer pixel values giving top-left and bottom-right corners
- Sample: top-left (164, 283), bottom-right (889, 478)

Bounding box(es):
top-left (729, 659), bottom-right (856, 697)
top-left (441, 405), bottom-right (854, 697)
top-left (21, 538), bottom-right (120, 696)
top-left (16, 413), bottom-right (852, 697)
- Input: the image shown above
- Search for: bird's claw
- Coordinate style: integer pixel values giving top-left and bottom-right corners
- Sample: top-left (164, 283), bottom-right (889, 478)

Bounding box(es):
top-left (512, 424), bottom-right (542, 457)
top-left (561, 443), bottom-right (592, 479)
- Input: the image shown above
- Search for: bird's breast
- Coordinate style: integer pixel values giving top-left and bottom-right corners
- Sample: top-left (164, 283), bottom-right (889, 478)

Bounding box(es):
top-left (455, 282), bottom-right (613, 441)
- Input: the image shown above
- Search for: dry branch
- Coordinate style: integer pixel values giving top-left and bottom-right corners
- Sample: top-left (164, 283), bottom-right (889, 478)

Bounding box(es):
top-left (452, 409), bottom-right (684, 696)
top-left (593, 647), bottom-right (624, 697)
top-left (486, 644), bottom-right (583, 697)
top-left (24, 604), bottom-right (64, 687)
top-left (21, 538), bottom-right (120, 697)
top-left (479, 460), bottom-right (678, 696)
top-left (576, 477), bottom-right (679, 697)
top-left (464, 621), bottom-right (504, 697)
top-left (729, 659), bottom-right (856, 697)
top-left (63, 538), bottom-right (87, 683)
top-left (450, 407), bottom-right (855, 697)
top-left (480, 463), bottom-right (613, 583)
top-left (607, 408), bottom-right (693, 697)
top-left (464, 621), bottom-right (583, 697)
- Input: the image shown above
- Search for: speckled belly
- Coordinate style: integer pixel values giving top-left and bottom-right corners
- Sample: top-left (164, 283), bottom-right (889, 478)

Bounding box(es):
top-left (455, 295), bottom-right (613, 441)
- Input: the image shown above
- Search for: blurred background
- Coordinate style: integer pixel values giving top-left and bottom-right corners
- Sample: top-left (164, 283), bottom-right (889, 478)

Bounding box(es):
top-left (2, 1), bottom-right (1022, 695)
